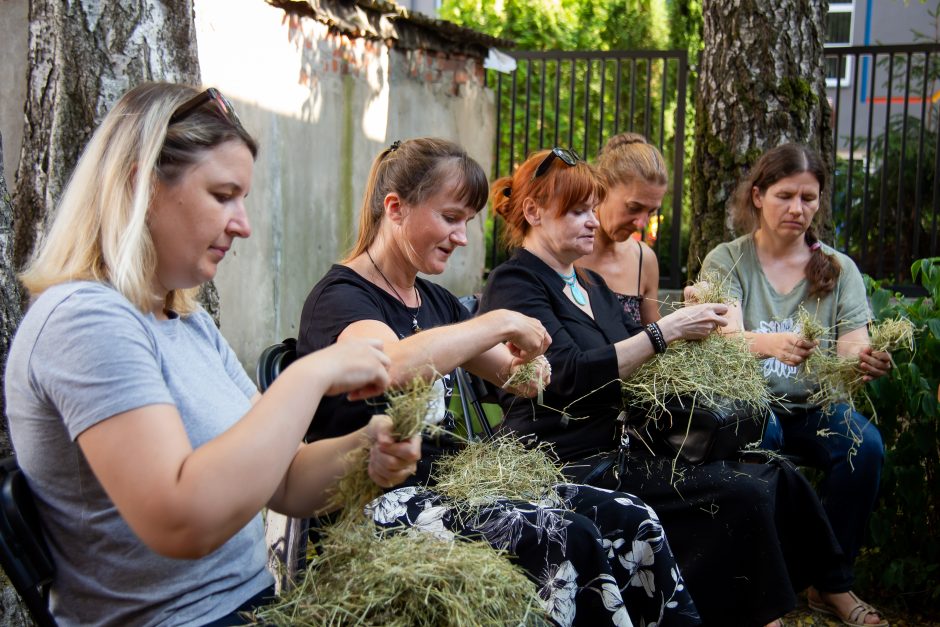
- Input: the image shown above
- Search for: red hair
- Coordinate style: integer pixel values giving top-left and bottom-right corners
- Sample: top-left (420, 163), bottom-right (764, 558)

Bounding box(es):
top-left (491, 150), bottom-right (607, 250)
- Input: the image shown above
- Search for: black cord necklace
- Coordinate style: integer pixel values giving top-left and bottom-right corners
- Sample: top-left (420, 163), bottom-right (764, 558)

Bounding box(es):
top-left (366, 249), bottom-right (422, 333)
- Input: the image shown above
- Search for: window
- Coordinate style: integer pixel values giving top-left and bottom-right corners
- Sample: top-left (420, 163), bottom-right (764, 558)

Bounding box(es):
top-left (825, 1), bottom-right (855, 87)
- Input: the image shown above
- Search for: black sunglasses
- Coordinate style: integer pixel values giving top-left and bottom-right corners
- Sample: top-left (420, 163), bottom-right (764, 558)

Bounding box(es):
top-left (532, 147), bottom-right (582, 179)
top-left (169, 88), bottom-right (243, 129)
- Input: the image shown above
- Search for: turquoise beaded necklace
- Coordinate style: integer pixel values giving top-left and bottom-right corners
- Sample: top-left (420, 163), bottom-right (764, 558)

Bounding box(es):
top-left (558, 270), bottom-right (587, 306)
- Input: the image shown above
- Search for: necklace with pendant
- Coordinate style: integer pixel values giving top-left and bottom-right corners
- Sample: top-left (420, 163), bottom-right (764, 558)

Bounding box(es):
top-left (558, 270), bottom-right (587, 306)
top-left (366, 250), bottom-right (422, 333)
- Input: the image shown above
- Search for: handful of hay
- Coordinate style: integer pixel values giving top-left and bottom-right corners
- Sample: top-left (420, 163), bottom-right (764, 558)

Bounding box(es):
top-left (796, 306), bottom-right (827, 343)
top-left (802, 316), bottom-right (916, 411)
top-left (622, 332), bottom-right (774, 418)
top-left (251, 523), bottom-right (548, 626)
top-left (432, 435), bottom-right (566, 512)
top-left (684, 269), bottom-right (738, 306)
top-left (330, 374), bottom-right (440, 515)
top-left (502, 355), bottom-right (551, 404)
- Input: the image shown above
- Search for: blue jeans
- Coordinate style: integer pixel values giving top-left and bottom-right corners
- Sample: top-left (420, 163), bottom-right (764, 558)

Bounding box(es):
top-left (760, 404), bottom-right (885, 561)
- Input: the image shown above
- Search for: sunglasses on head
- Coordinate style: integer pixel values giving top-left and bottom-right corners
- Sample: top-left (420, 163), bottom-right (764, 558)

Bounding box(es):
top-left (532, 147), bottom-right (582, 179)
top-left (169, 87), bottom-right (244, 129)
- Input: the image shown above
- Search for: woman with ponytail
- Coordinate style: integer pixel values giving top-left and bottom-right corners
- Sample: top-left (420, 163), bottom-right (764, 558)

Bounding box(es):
top-left (700, 143), bottom-right (890, 626)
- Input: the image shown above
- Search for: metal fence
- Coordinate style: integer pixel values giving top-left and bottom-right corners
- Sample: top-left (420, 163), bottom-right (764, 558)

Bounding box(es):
top-left (825, 42), bottom-right (940, 290)
top-left (487, 43), bottom-right (940, 291)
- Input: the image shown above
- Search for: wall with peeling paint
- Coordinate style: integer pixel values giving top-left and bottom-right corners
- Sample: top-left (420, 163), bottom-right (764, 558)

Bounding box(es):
top-left (194, 0), bottom-right (495, 369)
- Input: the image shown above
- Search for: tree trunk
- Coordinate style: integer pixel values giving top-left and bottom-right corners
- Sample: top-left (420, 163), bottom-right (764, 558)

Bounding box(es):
top-left (1, 135), bottom-right (23, 460)
top-left (687, 0), bottom-right (833, 279)
top-left (11, 0), bottom-right (221, 322)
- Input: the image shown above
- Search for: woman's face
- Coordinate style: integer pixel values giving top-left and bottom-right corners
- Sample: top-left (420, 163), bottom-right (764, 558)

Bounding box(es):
top-left (531, 198), bottom-right (600, 264)
top-left (148, 140), bottom-right (254, 295)
top-left (753, 170), bottom-right (820, 240)
top-left (399, 179), bottom-right (477, 275)
top-left (598, 180), bottom-right (667, 242)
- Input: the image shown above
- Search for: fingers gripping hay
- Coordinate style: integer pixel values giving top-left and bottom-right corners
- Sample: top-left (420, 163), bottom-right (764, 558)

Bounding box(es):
top-left (685, 269), bottom-right (738, 306)
top-left (801, 317), bottom-right (915, 413)
top-left (503, 355), bottom-right (552, 405)
top-left (432, 435), bottom-right (566, 513)
top-left (250, 523), bottom-right (548, 626)
top-left (621, 332), bottom-right (775, 417)
top-left (330, 374), bottom-right (440, 515)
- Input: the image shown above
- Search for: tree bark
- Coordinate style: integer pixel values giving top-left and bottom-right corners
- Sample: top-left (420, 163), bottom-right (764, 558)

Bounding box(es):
top-left (1, 135), bottom-right (23, 460)
top-left (11, 0), bottom-right (221, 322)
top-left (688, 0), bottom-right (834, 278)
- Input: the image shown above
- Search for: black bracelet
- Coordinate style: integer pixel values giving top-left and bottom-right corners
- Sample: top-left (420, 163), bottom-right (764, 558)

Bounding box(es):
top-left (644, 322), bottom-right (667, 354)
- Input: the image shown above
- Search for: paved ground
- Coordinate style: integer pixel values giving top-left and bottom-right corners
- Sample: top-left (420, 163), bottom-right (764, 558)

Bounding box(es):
top-left (783, 600), bottom-right (940, 626)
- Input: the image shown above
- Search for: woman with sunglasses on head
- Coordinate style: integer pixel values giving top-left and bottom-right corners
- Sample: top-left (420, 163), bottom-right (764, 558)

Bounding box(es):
top-left (297, 137), bottom-right (701, 627)
top-left (698, 143), bottom-right (889, 627)
top-left (480, 146), bottom-right (870, 627)
top-left (4, 82), bottom-right (422, 626)
top-left (577, 133), bottom-right (666, 326)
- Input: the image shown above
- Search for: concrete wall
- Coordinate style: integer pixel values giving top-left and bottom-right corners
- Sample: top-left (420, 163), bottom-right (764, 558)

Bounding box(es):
top-left (194, 0), bottom-right (495, 369)
top-left (0, 0), bottom-right (29, 184)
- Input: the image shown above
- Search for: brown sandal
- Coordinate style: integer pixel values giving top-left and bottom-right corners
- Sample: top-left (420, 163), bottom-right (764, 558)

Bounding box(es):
top-left (807, 590), bottom-right (889, 627)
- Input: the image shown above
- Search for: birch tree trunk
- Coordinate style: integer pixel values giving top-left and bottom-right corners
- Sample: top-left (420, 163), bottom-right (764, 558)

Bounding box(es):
top-left (11, 0), bottom-right (221, 321)
top-left (687, 0), bottom-right (834, 278)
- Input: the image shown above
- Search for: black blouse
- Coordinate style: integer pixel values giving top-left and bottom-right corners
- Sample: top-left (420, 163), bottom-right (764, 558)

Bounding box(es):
top-left (480, 249), bottom-right (645, 463)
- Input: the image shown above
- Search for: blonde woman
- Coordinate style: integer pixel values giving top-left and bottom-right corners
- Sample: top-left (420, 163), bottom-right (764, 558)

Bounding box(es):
top-left (578, 132), bottom-right (666, 325)
top-left (5, 83), bottom-right (419, 625)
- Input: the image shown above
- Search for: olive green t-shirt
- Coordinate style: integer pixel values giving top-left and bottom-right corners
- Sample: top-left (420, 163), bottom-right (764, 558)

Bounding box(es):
top-left (701, 234), bottom-right (871, 414)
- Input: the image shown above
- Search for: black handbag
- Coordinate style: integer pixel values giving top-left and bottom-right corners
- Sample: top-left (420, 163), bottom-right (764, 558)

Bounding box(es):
top-left (625, 395), bottom-right (766, 465)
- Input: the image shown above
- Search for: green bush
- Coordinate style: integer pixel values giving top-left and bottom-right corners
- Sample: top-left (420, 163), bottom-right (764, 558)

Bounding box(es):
top-left (856, 257), bottom-right (940, 609)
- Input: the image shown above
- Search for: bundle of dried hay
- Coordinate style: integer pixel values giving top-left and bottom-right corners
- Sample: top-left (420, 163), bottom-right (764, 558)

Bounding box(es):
top-left (502, 355), bottom-right (551, 404)
top-left (870, 316), bottom-right (915, 354)
top-left (622, 331), bottom-right (774, 418)
top-left (432, 434), bottom-right (566, 513)
top-left (684, 269), bottom-right (738, 306)
top-left (250, 523), bottom-right (548, 626)
top-left (803, 316), bottom-right (916, 412)
top-left (330, 374), bottom-right (439, 515)
top-left (795, 306), bottom-right (827, 343)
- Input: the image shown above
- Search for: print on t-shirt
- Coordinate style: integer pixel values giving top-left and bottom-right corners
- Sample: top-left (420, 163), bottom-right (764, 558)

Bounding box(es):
top-left (756, 318), bottom-right (801, 380)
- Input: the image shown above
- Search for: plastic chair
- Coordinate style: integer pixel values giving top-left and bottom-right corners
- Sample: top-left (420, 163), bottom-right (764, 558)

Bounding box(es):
top-left (255, 338), bottom-right (298, 392)
top-left (0, 457), bottom-right (57, 627)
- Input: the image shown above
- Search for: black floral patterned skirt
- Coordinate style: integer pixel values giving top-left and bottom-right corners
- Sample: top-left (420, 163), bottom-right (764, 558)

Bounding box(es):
top-left (366, 484), bottom-right (702, 627)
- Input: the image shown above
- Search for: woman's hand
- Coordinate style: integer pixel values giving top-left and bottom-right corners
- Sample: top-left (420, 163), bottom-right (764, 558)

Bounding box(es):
top-left (365, 415), bottom-right (422, 488)
top-left (493, 310), bottom-right (552, 360)
top-left (657, 303), bottom-right (729, 343)
top-left (858, 346), bottom-right (892, 381)
top-left (319, 338), bottom-right (391, 400)
top-left (505, 354), bottom-right (552, 398)
top-left (756, 332), bottom-right (818, 366)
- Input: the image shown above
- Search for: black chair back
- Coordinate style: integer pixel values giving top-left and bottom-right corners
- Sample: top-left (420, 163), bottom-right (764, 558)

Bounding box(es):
top-left (256, 338), bottom-right (298, 392)
top-left (0, 457), bottom-right (57, 626)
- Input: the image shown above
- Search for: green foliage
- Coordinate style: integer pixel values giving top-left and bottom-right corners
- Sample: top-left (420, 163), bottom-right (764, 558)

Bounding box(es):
top-left (855, 258), bottom-right (940, 608)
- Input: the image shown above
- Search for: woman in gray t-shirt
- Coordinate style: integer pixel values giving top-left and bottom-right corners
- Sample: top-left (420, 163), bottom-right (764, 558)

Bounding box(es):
top-left (4, 83), bottom-right (419, 626)
top-left (701, 143), bottom-right (890, 627)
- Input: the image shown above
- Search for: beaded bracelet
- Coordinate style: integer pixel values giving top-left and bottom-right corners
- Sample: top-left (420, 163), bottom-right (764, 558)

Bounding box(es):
top-left (643, 322), bottom-right (667, 354)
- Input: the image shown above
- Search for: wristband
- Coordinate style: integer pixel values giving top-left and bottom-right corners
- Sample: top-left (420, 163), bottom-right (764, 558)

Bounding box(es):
top-left (644, 322), bottom-right (667, 354)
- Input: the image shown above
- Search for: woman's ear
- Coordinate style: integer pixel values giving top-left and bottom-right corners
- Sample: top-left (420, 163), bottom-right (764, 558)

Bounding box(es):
top-left (384, 192), bottom-right (405, 225)
top-left (751, 186), bottom-right (763, 209)
top-left (522, 197), bottom-right (540, 226)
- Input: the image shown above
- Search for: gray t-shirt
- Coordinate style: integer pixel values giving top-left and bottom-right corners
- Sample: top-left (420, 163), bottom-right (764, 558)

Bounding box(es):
top-left (4, 282), bottom-right (273, 626)
top-left (701, 234), bottom-right (871, 413)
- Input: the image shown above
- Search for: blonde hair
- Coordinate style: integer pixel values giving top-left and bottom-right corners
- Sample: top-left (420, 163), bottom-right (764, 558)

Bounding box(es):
top-left (595, 132), bottom-right (668, 188)
top-left (344, 138), bottom-right (488, 262)
top-left (20, 82), bottom-right (258, 315)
